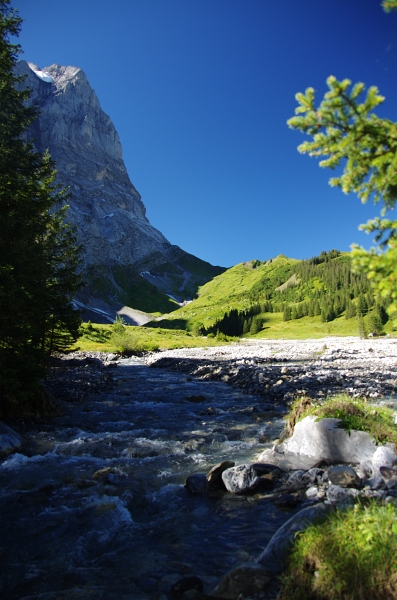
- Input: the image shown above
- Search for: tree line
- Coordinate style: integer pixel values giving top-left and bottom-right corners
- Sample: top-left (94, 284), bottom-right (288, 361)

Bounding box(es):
top-left (0, 1), bottom-right (82, 414)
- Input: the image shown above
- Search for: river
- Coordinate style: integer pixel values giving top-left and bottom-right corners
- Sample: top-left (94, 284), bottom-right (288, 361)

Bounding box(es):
top-left (0, 357), bottom-right (290, 600)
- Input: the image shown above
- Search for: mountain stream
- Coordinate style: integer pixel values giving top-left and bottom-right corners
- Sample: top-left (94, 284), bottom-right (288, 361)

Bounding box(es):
top-left (0, 357), bottom-right (292, 599)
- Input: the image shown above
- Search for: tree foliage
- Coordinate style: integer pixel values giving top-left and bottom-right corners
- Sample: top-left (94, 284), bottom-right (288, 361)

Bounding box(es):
top-left (0, 0), bottom-right (82, 409)
top-left (287, 2), bottom-right (397, 317)
top-left (382, 0), bottom-right (397, 12)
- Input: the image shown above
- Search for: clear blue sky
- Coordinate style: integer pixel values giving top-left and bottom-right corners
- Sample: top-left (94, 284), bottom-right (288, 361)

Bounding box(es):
top-left (13, 0), bottom-right (397, 267)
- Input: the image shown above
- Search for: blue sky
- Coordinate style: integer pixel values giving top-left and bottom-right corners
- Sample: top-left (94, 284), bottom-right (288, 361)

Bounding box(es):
top-left (14, 0), bottom-right (397, 267)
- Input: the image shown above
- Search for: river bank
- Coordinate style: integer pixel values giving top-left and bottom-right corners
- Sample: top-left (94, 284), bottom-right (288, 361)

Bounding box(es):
top-left (1, 337), bottom-right (397, 599)
top-left (146, 336), bottom-right (397, 407)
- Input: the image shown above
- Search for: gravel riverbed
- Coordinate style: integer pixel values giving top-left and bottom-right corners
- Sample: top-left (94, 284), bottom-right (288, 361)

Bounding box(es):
top-left (146, 336), bottom-right (397, 408)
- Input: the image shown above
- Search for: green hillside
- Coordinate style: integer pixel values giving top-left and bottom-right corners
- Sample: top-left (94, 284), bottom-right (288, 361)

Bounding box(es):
top-left (146, 250), bottom-right (392, 338)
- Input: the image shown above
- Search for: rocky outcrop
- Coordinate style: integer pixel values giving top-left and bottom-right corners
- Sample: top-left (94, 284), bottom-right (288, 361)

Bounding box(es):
top-left (14, 60), bottom-right (224, 318)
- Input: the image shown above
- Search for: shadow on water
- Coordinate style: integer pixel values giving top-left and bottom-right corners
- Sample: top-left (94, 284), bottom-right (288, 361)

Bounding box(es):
top-left (0, 358), bottom-right (293, 599)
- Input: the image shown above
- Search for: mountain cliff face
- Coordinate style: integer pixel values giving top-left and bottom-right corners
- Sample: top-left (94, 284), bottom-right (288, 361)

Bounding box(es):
top-left (15, 60), bottom-right (224, 321)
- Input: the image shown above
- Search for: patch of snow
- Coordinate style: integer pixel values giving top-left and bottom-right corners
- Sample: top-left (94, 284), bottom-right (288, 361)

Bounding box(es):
top-left (32, 69), bottom-right (54, 83)
top-left (72, 300), bottom-right (114, 323)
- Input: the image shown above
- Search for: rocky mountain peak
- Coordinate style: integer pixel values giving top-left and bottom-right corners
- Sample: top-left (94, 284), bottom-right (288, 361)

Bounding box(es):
top-left (15, 60), bottom-right (225, 320)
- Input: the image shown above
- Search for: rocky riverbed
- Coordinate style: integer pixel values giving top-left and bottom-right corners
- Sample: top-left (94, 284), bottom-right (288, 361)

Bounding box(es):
top-left (146, 336), bottom-right (397, 407)
top-left (2, 337), bottom-right (397, 600)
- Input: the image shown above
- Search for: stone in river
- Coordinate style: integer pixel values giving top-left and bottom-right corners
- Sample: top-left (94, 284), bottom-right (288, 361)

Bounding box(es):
top-left (186, 395), bottom-right (207, 403)
top-left (380, 466), bottom-right (397, 481)
top-left (257, 503), bottom-right (333, 574)
top-left (206, 460), bottom-right (235, 491)
top-left (327, 465), bottom-right (361, 488)
top-left (211, 563), bottom-right (270, 599)
top-left (170, 576), bottom-right (203, 599)
top-left (221, 464), bottom-right (261, 494)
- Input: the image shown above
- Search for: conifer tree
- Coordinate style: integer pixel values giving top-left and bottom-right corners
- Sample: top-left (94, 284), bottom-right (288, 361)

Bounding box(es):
top-left (288, 1), bottom-right (397, 318)
top-left (0, 0), bottom-right (82, 409)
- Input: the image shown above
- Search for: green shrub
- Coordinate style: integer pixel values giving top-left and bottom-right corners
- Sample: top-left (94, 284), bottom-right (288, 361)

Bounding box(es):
top-left (279, 502), bottom-right (397, 600)
top-left (286, 395), bottom-right (397, 446)
top-left (112, 315), bottom-right (126, 335)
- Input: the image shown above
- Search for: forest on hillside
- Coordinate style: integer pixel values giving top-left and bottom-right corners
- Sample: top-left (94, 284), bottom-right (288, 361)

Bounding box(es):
top-left (203, 250), bottom-right (389, 337)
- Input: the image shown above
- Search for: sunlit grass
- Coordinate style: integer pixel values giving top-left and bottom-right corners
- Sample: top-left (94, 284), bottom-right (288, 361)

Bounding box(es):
top-left (251, 313), bottom-right (371, 339)
top-left (286, 395), bottom-right (397, 446)
top-left (279, 502), bottom-right (397, 600)
top-left (73, 322), bottom-right (235, 353)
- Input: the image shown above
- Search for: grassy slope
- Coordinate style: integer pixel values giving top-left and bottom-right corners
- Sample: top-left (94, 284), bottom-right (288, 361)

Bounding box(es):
top-left (151, 255), bottom-right (299, 331)
top-left (146, 253), bottom-right (390, 338)
top-left (74, 322), bottom-right (233, 353)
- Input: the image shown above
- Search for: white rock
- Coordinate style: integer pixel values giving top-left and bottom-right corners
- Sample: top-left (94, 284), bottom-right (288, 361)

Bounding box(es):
top-left (221, 464), bottom-right (260, 494)
top-left (371, 445), bottom-right (397, 475)
top-left (305, 486), bottom-right (319, 499)
top-left (282, 415), bottom-right (377, 464)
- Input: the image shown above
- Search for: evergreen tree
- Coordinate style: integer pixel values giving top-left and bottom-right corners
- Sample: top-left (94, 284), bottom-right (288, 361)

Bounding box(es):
top-left (345, 299), bottom-right (356, 319)
top-left (0, 1), bottom-right (82, 409)
top-left (358, 315), bottom-right (368, 339)
top-left (368, 311), bottom-right (384, 336)
top-left (287, 1), bottom-right (397, 319)
top-left (357, 294), bottom-right (368, 316)
top-left (250, 315), bottom-right (262, 334)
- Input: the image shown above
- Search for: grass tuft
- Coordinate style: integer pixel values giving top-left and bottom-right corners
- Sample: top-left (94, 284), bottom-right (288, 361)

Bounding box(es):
top-left (279, 502), bottom-right (397, 600)
top-left (286, 394), bottom-right (397, 446)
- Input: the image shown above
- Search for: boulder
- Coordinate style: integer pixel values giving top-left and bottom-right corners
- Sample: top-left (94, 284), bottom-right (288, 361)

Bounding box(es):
top-left (285, 470), bottom-right (309, 491)
top-left (257, 503), bottom-right (333, 574)
top-left (206, 460), bottom-right (235, 491)
top-left (326, 484), bottom-right (360, 504)
top-left (282, 416), bottom-right (377, 464)
top-left (211, 563), bottom-right (270, 599)
top-left (256, 447), bottom-right (322, 471)
top-left (380, 466), bottom-right (397, 481)
top-left (305, 486), bottom-right (323, 500)
top-left (170, 576), bottom-right (203, 599)
top-left (327, 465), bottom-right (361, 488)
top-left (371, 445), bottom-right (397, 475)
top-left (221, 464), bottom-right (261, 494)
top-left (0, 422), bottom-right (22, 458)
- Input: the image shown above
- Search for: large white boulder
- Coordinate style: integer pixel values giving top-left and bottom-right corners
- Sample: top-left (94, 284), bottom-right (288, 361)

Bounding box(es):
top-left (281, 415), bottom-right (377, 464)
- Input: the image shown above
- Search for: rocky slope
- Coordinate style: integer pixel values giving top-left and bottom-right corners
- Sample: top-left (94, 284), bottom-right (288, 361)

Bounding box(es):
top-left (15, 60), bottom-right (224, 320)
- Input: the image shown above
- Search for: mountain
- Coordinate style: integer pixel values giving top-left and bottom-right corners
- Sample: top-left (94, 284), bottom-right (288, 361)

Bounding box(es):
top-left (14, 60), bottom-right (224, 322)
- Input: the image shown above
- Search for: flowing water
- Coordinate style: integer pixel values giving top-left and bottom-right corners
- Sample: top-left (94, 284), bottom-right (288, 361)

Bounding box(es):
top-left (0, 358), bottom-right (291, 599)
